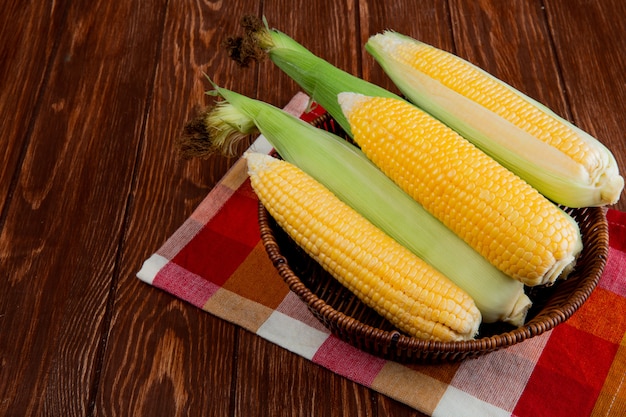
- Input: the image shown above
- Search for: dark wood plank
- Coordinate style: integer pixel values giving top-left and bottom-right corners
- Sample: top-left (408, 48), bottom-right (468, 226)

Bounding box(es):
top-left (93, 1), bottom-right (261, 416)
top-left (94, 294), bottom-right (236, 417)
top-left (545, 0), bottom-right (626, 211)
top-left (0, 2), bottom-right (69, 213)
top-left (90, 3), bottom-right (260, 417)
top-left (0, 1), bottom-right (168, 414)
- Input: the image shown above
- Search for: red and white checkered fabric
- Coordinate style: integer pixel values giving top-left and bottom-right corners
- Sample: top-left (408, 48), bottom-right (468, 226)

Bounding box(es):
top-left (138, 93), bottom-right (626, 417)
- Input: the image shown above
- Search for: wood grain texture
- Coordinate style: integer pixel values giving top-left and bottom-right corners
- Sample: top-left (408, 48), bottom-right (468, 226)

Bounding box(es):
top-left (0, 1), bottom-right (69, 212)
top-left (94, 0), bottom-right (260, 416)
top-left (0, 0), bottom-right (168, 414)
top-left (545, 0), bottom-right (626, 211)
top-left (95, 294), bottom-right (236, 417)
top-left (1, 1), bottom-right (625, 416)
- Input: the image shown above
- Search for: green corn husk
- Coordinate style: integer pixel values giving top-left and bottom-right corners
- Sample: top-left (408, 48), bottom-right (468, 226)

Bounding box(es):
top-left (224, 15), bottom-right (400, 136)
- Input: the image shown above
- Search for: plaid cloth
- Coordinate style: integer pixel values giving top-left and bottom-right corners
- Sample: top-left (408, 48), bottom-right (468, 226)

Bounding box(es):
top-left (138, 93), bottom-right (626, 417)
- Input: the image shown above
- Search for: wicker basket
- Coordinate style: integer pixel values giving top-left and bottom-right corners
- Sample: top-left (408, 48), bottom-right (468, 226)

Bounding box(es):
top-left (257, 114), bottom-right (610, 363)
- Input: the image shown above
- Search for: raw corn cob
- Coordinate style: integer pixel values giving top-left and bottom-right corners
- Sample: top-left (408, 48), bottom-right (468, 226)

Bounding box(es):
top-left (179, 83), bottom-right (531, 325)
top-left (339, 93), bottom-right (583, 286)
top-left (366, 31), bottom-right (624, 208)
top-left (245, 152), bottom-right (482, 341)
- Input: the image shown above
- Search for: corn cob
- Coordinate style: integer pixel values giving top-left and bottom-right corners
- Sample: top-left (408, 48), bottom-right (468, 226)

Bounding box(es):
top-left (246, 152), bottom-right (482, 341)
top-left (339, 93), bottom-right (583, 286)
top-left (366, 31), bottom-right (624, 208)
top-left (180, 83), bottom-right (531, 325)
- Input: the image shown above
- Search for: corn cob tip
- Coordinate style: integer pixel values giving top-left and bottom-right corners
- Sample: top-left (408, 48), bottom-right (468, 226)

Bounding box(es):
top-left (600, 173), bottom-right (624, 205)
top-left (337, 92), bottom-right (371, 119)
top-left (367, 31), bottom-right (406, 55)
top-left (503, 293), bottom-right (532, 327)
top-left (243, 151), bottom-right (275, 175)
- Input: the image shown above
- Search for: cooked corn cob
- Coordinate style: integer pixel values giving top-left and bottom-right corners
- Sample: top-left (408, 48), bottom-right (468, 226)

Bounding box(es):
top-left (339, 93), bottom-right (583, 286)
top-left (366, 31), bottom-right (624, 208)
top-left (180, 83), bottom-right (531, 325)
top-left (245, 152), bottom-right (482, 341)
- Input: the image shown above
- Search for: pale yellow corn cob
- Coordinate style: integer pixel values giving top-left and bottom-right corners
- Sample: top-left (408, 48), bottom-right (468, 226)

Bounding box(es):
top-left (366, 32), bottom-right (624, 208)
top-left (397, 42), bottom-right (590, 163)
top-left (245, 152), bottom-right (481, 341)
top-left (338, 93), bottom-right (583, 287)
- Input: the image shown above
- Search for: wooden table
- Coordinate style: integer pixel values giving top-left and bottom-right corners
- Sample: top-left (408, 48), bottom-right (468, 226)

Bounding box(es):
top-left (2, 1), bottom-right (625, 415)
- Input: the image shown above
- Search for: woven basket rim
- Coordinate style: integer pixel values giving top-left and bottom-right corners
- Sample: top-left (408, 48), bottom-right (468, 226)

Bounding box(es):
top-left (258, 199), bottom-right (608, 360)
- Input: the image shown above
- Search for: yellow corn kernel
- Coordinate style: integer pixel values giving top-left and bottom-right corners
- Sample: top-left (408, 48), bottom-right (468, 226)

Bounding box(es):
top-left (338, 93), bottom-right (583, 287)
top-left (245, 152), bottom-right (481, 341)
